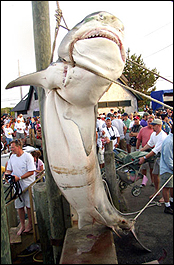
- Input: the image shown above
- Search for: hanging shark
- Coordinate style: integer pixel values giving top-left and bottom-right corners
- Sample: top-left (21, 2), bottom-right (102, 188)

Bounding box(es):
top-left (6, 11), bottom-right (151, 251)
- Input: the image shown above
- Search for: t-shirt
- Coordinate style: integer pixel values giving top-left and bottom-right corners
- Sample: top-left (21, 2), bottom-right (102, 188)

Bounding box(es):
top-left (7, 152), bottom-right (36, 190)
top-left (160, 133), bottom-right (173, 175)
top-left (140, 119), bottom-right (148, 127)
top-left (103, 126), bottom-right (120, 149)
top-left (137, 126), bottom-right (154, 147)
top-left (112, 119), bottom-right (125, 140)
top-left (14, 121), bottom-right (26, 134)
top-left (162, 121), bottom-right (171, 135)
top-left (123, 118), bottom-right (131, 133)
top-left (4, 127), bottom-right (13, 139)
top-left (147, 130), bottom-right (167, 155)
top-left (34, 158), bottom-right (45, 178)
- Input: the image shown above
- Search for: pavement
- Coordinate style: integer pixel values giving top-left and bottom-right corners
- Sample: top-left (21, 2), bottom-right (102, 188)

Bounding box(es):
top-left (113, 171), bottom-right (173, 264)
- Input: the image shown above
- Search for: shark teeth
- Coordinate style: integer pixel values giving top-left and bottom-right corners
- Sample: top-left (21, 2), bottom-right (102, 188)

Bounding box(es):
top-left (69, 28), bottom-right (125, 64)
top-left (83, 29), bottom-right (121, 47)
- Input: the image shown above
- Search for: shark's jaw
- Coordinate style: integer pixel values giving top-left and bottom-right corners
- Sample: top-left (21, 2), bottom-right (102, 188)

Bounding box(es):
top-left (68, 28), bottom-right (126, 65)
top-left (58, 11), bottom-right (126, 73)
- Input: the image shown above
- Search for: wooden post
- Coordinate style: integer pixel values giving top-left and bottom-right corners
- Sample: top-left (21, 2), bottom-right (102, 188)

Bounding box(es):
top-left (104, 142), bottom-right (119, 209)
top-left (33, 182), bottom-right (54, 264)
top-left (1, 179), bottom-right (12, 264)
top-left (31, 2), bottom-right (68, 263)
top-left (28, 186), bottom-right (37, 242)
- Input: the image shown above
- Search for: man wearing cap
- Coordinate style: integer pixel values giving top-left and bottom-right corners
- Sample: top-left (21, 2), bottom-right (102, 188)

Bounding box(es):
top-left (139, 119), bottom-right (167, 199)
top-left (103, 117), bottom-right (120, 150)
top-left (122, 113), bottom-right (131, 153)
top-left (140, 112), bottom-right (149, 127)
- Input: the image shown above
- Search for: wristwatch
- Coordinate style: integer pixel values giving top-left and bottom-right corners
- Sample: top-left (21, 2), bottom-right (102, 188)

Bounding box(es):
top-left (143, 156), bottom-right (147, 160)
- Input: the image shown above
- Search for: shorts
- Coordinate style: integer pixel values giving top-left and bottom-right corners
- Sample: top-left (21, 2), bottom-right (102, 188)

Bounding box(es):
top-left (16, 132), bottom-right (25, 139)
top-left (125, 132), bottom-right (130, 145)
top-left (6, 137), bottom-right (13, 145)
top-left (15, 190), bottom-right (34, 209)
top-left (160, 172), bottom-right (173, 188)
top-left (152, 157), bottom-right (160, 175)
top-left (140, 161), bottom-right (154, 170)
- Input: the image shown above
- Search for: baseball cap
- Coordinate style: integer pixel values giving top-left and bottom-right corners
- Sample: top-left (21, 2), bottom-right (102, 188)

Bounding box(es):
top-left (143, 112), bottom-right (149, 117)
top-left (106, 117), bottom-right (111, 120)
top-left (134, 116), bottom-right (140, 120)
top-left (122, 113), bottom-right (128, 117)
top-left (107, 113), bottom-right (114, 117)
top-left (150, 119), bottom-right (162, 125)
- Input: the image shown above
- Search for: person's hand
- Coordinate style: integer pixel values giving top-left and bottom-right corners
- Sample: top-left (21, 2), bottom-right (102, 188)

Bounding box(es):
top-left (14, 175), bottom-right (21, 182)
top-left (105, 137), bottom-right (110, 144)
top-left (139, 157), bottom-right (145, 164)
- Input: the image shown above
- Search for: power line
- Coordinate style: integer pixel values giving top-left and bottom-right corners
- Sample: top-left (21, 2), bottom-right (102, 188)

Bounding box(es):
top-left (144, 22), bottom-right (172, 37)
top-left (145, 44), bottom-right (173, 58)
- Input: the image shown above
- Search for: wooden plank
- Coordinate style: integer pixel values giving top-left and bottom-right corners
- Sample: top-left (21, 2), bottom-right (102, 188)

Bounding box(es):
top-left (59, 224), bottom-right (118, 264)
top-left (10, 227), bottom-right (21, 244)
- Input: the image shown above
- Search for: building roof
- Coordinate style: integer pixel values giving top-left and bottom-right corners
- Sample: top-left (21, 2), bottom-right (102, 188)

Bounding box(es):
top-left (11, 86), bottom-right (38, 112)
top-left (118, 74), bottom-right (143, 100)
top-left (12, 74), bottom-right (143, 113)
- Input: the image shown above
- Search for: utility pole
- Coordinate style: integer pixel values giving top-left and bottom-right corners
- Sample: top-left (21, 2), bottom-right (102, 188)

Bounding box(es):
top-left (32, 2), bottom-right (66, 263)
top-left (18, 60), bottom-right (23, 99)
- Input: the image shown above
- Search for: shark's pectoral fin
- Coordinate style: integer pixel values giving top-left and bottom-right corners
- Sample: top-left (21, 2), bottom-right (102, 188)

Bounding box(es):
top-left (63, 105), bottom-right (95, 156)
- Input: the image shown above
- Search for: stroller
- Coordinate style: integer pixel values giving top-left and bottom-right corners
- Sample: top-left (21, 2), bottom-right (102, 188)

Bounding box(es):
top-left (113, 148), bottom-right (155, 196)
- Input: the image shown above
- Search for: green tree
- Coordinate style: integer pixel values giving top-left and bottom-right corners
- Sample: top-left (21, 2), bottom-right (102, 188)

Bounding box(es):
top-left (122, 48), bottom-right (159, 108)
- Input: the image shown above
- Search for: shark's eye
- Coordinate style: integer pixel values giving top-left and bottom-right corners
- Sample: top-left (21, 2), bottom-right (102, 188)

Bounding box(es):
top-left (99, 14), bottom-right (104, 20)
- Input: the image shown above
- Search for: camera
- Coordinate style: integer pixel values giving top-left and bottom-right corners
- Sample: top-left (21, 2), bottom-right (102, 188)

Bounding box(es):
top-left (110, 135), bottom-right (116, 140)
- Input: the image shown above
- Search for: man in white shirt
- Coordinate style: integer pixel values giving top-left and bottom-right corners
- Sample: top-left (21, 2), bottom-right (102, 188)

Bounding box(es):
top-left (139, 119), bottom-right (167, 199)
top-left (112, 115), bottom-right (127, 151)
top-left (103, 117), bottom-right (120, 150)
top-left (14, 119), bottom-right (26, 144)
top-left (5, 139), bottom-right (36, 235)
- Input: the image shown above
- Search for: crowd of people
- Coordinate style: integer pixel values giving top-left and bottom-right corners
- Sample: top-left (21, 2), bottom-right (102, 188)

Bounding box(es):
top-left (1, 114), bottom-right (42, 153)
top-left (96, 108), bottom-right (173, 215)
top-left (1, 107), bottom-right (173, 236)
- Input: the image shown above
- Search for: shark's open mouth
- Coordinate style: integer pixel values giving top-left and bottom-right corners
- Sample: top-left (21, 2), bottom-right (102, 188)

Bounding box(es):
top-left (69, 28), bottom-right (125, 65)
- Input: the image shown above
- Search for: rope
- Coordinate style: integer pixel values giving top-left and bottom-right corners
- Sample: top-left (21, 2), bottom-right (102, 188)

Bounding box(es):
top-left (127, 59), bottom-right (173, 84)
top-left (102, 179), bottom-right (161, 217)
top-left (74, 62), bottom-right (173, 110)
top-left (48, 3), bottom-right (172, 108)
top-left (49, 3), bottom-right (172, 108)
top-left (50, 1), bottom-right (69, 64)
top-left (5, 170), bottom-right (45, 207)
top-left (133, 174), bottom-right (173, 221)
top-left (33, 250), bottom-right (43, 262)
